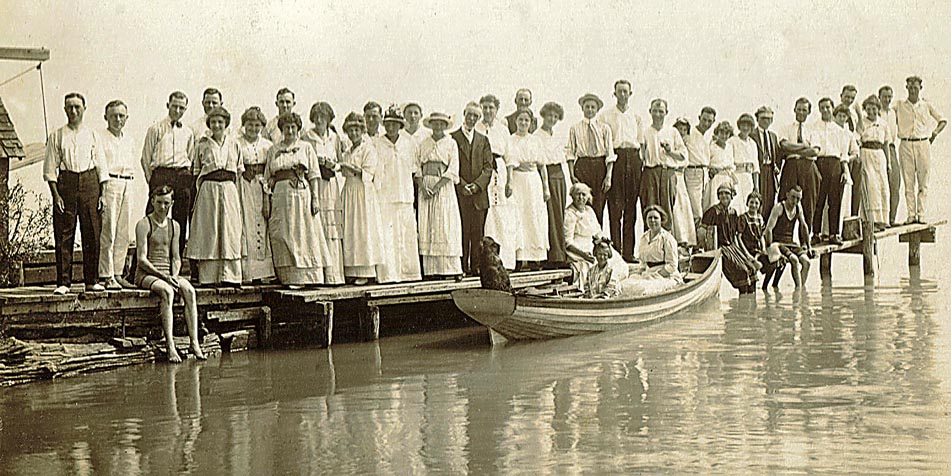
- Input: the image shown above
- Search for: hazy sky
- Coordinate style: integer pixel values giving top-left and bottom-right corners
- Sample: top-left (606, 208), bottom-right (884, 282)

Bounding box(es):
top-left (2, 0), bottom-right (950, 147)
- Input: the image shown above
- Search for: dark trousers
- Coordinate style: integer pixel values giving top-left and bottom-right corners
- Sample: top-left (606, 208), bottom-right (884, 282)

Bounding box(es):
top-left (459, 198), bottom-right (487, 275)
top-left (148, 167), bottom-right (194, 256)
top-left (574, 156), bottom-right (607, 224)
top-left (546, 164), bottom-right (568, 264)
top-left (759, 163), bottom-right (779, 220)
top-left (886, 144), bottom-right (901, 224)
top-left (52, 170), bottom-right (101, 287)
top-left (814, 156), bottom-right (845, 236)
top-left (608, 148), bottom-right (643, 259)
top-left (849, 159), bottom-right (864, 217)
top-left (778, 157), bottom-right (820, 240)
top-left (640, 166), bottom-right (674, 231)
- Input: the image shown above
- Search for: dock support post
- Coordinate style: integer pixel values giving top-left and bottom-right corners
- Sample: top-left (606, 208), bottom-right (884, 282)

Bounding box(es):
top-left (861, 219), bottom-right (875, 277)
top-left (321, 302), bottom-right (334, 347)
top-left (360, 304), bottom-right (380, 341)
top-left (908, 233), bottom-right (921, 267)
top-left (819, 254), bottom-right (832, 279)
top-left (257, 306), bottom-right (272, 348)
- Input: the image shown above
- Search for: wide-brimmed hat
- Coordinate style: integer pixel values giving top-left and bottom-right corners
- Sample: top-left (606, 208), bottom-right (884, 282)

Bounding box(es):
top-left (578, 93), bottom-right (604, 110)
top-left (382, 105), bottom-right (405, 126)
top-left (717, 183), bottom-right (736, 196)
top-left (342, 112), bottom-right (366, 130)
top-left (423, 111), bottom-right (453, 129)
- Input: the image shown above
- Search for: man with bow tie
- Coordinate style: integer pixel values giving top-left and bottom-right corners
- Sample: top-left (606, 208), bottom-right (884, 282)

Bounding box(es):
top-left (141, 91), bottom-right (196, 256)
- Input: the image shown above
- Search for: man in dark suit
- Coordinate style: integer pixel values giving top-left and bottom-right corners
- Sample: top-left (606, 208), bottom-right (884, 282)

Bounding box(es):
top-left (453, 102), bottom-right (495, 275)
top-left (505, 88), bottom-right (538, 133)
top-left (751, 105), bottom-right (781, 219)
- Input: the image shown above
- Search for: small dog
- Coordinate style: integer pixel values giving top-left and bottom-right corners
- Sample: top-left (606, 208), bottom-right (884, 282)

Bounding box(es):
top-left (480, 236), bottom-right (513, 292)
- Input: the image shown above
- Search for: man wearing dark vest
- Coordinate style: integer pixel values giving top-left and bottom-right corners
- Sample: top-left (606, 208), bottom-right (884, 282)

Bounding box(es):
top-left (751, 106), bottom-right (781, 219)
top-left (452, 101), bottom-right (495, 275)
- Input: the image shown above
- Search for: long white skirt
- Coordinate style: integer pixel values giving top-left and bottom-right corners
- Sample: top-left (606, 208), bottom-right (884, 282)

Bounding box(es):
top-left (341, 175), bottom-right (384, 278)
top-left (484, 159), bottom-right (521, 270)
top-left (511, 169), bottom-right (549, 261)
top-left (239, 176), bottom-right (275, 281)
top-left (731, 170), bottom-right (755, 215)
top-left (318, 177), bottom-right (344, 284)
top-left (418, 176), bottom-right (462, 276)
top-left (187, 180), bottom-right (243, 284)
top-left (860, 148), bottom-right (889, 224)
top-left (269, 181), bottom-right (331, 285)
top-left (670, 171), bottom-right (696, 246)
top-left (620, 271), bottom-right (683, 297)
top-left (376, 202), bottom-right (422, 283)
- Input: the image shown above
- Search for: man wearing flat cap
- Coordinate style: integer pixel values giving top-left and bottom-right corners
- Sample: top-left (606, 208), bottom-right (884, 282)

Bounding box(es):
top-left (452, 101), bottom-right (495, 275)
top-left (567, 93), bottom-right (615, 227)
top-left (599, 80), bottom-right (645, 261)
top-left (894, 75), bottom-right (946, 224)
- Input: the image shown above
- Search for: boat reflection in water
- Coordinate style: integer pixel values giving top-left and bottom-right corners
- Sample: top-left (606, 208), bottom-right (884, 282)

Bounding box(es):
top-left (2, 272), bottom-right (951, 474)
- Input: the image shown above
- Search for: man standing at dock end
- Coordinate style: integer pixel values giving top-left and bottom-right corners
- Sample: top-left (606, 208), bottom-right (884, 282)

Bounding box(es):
top-left (895, 76), bottom-right (946, 224)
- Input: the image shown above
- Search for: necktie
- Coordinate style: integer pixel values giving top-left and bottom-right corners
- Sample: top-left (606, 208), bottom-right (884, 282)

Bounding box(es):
top-left (846, 114), bottom-right (854, 132)
top-left (586, 120), bottom-right (600, 156)
top-left (171, 121), bottom-right (182, 128)
top-left (762, 130), bottom-right (771, 162)
top-left (797, 122), bottom-right (803, 143)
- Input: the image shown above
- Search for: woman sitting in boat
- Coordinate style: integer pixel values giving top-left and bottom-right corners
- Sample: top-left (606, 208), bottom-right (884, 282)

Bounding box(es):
top-left (564, 182), bottom-right (627, 292)
top-left (134, 185), bottom-right (206, 363)
top-left (584, 237), bottom-right (621, 299)
top-left (619, 205), bottom-right (684, 297)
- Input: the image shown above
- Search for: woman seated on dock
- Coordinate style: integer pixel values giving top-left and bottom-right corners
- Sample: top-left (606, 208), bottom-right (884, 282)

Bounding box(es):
top-left (134, 186), bottom-right (206, 363)
top-left (564, 183), bottom-right (628, 292)
top-left (619, 205), bottom-right (684, 297)
top-left (699, 184), bottom-right (759, 293)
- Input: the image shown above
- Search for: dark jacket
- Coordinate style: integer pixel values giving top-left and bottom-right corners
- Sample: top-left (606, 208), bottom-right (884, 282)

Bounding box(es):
top-left (451, 128), bottom-right (495, 211)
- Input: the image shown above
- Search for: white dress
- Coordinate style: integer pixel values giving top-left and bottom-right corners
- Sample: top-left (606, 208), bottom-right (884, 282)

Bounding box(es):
top-left (727, 135), bottom-right (760, 214)
top-left (857, 118), bottom-right (892, 223)
top-left (186, 136), bottom-right (243, 284)
top-left (620, 229), bottom-right (684, 297)
top-left (704, 141), bottom-right (737, 211)
top-left (506, 133), bottom-right (549, 261)
top-left (564, 205), bottom-right (628, 292)
top-left (299, 128), bottom-right (345, 284)
top-left (666, 135), bottom-right (695, 246)
top-left (264, 140), bottom-right (332, 285)
top-left (373, 132), bottom-right (422, 283)
top-left (484, 157), bottom-right (521, 269)
top-left (340, 140), bottom-right (385, 278)
top-left (417, 134), bottom-right (463, 276)
top-left (233, 135), bottom-right (275, 281)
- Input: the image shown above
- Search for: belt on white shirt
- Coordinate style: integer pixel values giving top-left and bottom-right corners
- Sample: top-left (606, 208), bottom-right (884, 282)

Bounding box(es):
top-left (735, 163), bottom-right (755, 173)
top-left (900, 137), bottom-right (929, 142)
top-left (109, 173), bottom-right (133, 180)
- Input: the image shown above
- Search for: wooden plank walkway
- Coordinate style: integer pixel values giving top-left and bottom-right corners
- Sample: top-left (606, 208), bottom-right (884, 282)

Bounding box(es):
top-left (811, 219), bottom-right (946, 278)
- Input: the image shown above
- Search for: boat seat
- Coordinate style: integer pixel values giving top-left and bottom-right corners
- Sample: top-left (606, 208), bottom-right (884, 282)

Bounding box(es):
top-left (684, 272), bottom-right (704, 282)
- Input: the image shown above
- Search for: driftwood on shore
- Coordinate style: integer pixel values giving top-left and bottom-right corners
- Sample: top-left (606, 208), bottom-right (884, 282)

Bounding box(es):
top-left (0, 335), bottom-right (221, 387)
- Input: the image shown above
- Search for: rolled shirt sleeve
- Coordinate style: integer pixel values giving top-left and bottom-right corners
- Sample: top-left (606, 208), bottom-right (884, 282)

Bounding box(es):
top-left (43, 130), bottom-right (61, 182)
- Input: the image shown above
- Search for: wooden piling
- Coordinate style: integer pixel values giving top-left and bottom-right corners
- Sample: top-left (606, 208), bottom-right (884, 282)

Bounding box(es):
top-left (861, 219), bottom-right (875, 277)
top-left (360, 304), bottom-right (381, 341)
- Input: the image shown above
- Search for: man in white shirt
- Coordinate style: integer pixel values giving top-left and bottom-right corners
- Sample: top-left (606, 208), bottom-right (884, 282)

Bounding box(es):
top-left (44, 93), bottom-right (109, 295)
top-left (141, 91), bottom-right (196, 257)
top-left (364, 101), bottom-right (383, 138)
top-left (403, 102), bottom-right (430, 145)
top-left (476, 94), bottom-right (509, 160)
top-left (811, 98), bottom-right (854, 244)
top-left (191, 87), bottom-right (222, 138)
top-left (265, 87), bottom-right (296, 143)
top-left (894, 75), bottom-right (946, 223)
top-left (839, 85), bottom-right (861, 133)
top-left (567, 93), bottom-right (615, 226)
top-left (598, 79), bottom-right (644, 260)
top-left (684, 106), bottom-right (715, 225)
top-left (778, 97), bottom-right (821, 243)
top-left (640, 98), bottom-right (686, 231)
top-left (878, 85), bottom-right (901, 226)
top-left (96, 100), bottom-right (137, 289)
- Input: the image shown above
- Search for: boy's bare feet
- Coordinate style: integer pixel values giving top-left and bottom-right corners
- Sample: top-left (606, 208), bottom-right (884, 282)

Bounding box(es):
top-left (190, 343), bottom-right (208, 361)
top-left (168, 347), bottom-right (183, 363)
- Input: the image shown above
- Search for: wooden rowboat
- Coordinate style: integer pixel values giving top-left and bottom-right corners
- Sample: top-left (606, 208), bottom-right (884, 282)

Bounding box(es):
top-left (451, 251), bottom-right (721, 344)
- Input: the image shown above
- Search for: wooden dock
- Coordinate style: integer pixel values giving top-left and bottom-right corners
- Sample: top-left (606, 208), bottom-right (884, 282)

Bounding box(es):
top-left (812, 219), bottom-right (946, 279)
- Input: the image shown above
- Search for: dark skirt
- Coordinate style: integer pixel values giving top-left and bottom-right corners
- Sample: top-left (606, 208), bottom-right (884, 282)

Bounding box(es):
top-left (546, 164), bottom-right (567, 263)
top-left (721, 242), bottom-right (756, 290)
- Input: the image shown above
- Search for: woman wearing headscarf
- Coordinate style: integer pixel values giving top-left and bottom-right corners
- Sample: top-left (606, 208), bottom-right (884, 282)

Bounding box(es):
top-left (299, 101), bottom-right (346, 284)
top-left (536, 101), bottom-right (570, 267)
top-left (232, 106), bottom-right (275, 283)
top-left (506, 108), bottom-right (550, 270)
top-left (264, 112), bottom-right (332, 289)
top-left (339, 112), bottom-right (385, 285)
top-left (186, 106), bottom-right (243, 286)
top-left (416, 112), bottom-right (463, 278)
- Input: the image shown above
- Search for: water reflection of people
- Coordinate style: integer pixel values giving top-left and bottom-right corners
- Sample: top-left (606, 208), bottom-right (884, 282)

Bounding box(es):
top-left (167, 363), bottom-right (203, 475)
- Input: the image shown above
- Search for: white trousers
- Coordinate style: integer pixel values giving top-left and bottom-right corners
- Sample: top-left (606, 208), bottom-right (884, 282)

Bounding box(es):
top-left (899, 140), bottom-right (931, 220)
top-left (98, 178), bottom-right (132, 278)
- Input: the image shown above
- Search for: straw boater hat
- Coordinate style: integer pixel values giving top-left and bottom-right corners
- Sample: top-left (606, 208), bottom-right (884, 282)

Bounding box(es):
top-left (342, 112), bottom-right (366, 130)
top-left (578, 93), bottom-right (604, 110)
top-left (423, 111), bottom-right (453, 130)
top-left (382, 105), bottom-right (405, 126)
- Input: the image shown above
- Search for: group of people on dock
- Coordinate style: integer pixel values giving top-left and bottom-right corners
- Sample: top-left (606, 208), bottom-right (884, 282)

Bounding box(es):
top-left (43, 76), bottom-right (945, 304)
